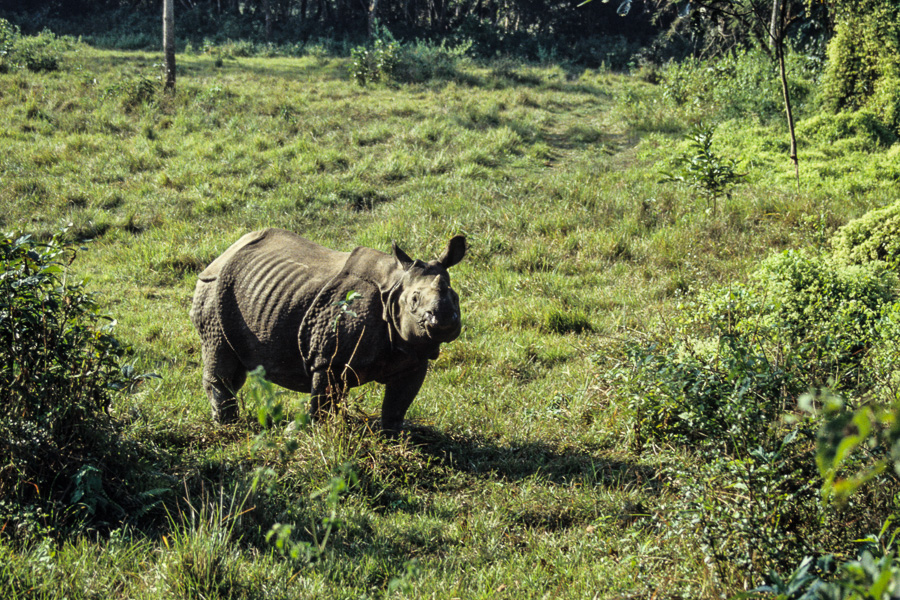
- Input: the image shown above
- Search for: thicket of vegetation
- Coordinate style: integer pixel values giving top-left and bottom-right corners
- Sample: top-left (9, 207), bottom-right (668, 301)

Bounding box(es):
top-left (0, 0), bottom-right (659, 67)
top-left (1, 3), bottom-right (899, 598)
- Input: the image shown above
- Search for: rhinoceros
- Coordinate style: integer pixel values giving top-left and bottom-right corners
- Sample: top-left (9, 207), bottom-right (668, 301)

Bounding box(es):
top-left (189, 228), bottom-right (466, 433)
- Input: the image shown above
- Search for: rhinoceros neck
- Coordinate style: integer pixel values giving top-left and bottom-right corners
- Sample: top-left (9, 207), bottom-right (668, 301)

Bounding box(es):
top-left (341, 246), bottom-right (403, 287)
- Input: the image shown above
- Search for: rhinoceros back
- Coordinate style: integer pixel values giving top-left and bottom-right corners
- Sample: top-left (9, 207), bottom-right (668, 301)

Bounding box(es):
top-left (214, 229), bottom-right (350, 390)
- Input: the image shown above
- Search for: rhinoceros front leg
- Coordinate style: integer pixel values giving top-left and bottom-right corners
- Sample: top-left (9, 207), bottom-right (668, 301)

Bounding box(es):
top-left (309, 370), bottom-right (344, 423)
top-left (201, 343), bottom-right (247, 424)
top-left (381, 364), bottom-right (429, 435)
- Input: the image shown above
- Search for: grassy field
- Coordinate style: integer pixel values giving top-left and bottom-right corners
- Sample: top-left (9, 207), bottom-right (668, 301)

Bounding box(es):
top-left (2, 41), bottom-right (900, 598)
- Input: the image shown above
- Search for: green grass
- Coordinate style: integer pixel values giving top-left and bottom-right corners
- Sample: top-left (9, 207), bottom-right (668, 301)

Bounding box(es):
top-left (2, 42), bottom-right (900, 598)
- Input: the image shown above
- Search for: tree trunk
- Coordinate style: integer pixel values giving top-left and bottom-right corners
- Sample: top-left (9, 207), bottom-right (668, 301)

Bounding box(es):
top-left (776, 42), bottom-right (799, 186)
top-left (771, 0), bottom-right (799, 186)
top-left (263, 0), bottom-right (272, 40)
top-left (769, 0), bottom-right (782, 42)
top-left (369, 0), bottom-right (379, 37)
top-left (163, 0), bottom-right (175, 92)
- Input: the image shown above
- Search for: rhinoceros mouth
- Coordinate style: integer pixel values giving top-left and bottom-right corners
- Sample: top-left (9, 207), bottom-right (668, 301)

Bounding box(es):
top-left (420, 310), bottom-right (461, 341)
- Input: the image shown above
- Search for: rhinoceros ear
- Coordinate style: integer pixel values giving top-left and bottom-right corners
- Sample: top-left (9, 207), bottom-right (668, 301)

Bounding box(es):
top-left (438, 235), bottom-right (466, 269)
top-left (391, 241), bottom-right (415, 269)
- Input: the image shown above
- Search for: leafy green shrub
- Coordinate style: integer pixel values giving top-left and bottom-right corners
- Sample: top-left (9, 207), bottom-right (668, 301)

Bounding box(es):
top-left (797, 110), bottom-right (898, 150)
top-left (668, 429), bottom-right (822, 580)
top-left (0, 231), bottom-right (134, 520)
top-left (391, 39), bottom-right (471, 84)
top-left (862, 302), bottom-right (900, 408)
top-left (350, 26), bottom-right (400, 86)
top-left (0, 22), bottom-right (71, 73)
top-left (757, 250), bottom-right (895, 372)
top-left (751, 250), bottom-right (895, 389)
top-left (14, 30), bottom-right (63, 72)
top-left (821, 0), bottom-right (900, 135)
top-left (625, 245), bottom-right (899, 585)
top-left (758, 524), bottom-right (900, 600)
top-left (623, 249), bottom-right (896, 449)
top-left (831, 200), bottom-right (900, 269)
top-left (869, 65), bottom-right (900, 137)
top-left (661, 48), bottom-right (816, 123)
top-left (660, 123), bottom-right (745, 213)
top-left (351, 27), bottom-right (471, 86)
top-left (622, 324), bottom-right (794, 449)
top-left (0, 18), bottom-right (16, 73)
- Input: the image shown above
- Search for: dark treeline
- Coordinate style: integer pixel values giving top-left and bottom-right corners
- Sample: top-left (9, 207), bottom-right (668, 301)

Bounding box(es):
top-left (0, 0), bottom-right (666, 65)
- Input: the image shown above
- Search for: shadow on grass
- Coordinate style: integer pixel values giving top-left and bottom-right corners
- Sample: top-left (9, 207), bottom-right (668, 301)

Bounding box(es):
top-left (402, 423), bottom-right (661, 493)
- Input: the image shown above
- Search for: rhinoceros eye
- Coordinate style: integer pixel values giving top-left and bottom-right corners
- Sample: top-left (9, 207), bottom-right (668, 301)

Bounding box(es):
top-left (410, 291), bottom-right (420, 309)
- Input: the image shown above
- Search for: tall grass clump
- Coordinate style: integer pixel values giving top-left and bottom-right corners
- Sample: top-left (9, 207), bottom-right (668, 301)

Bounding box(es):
top-left (391, 38), bottom-right (471, 84)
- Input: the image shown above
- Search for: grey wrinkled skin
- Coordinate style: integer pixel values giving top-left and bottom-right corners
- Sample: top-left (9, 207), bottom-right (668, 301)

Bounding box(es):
top-left (189, 228), bottom-right (466, 434)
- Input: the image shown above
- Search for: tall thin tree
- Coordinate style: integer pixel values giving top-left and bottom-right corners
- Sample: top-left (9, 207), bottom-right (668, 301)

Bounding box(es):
top-left (369, 0), bottom-right (380, 37)
top-left (769, 0), bottom-right (799, 187)
top-left (263, 0), bottom-right (272, 41)
top-left (163, 0), bottom-right (175, 92)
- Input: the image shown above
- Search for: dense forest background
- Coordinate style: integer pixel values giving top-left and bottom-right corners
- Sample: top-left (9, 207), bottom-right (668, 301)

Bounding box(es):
top-left (0, 0), bottom-right (842, 67)
top-left (1, 0), bottom-right (664, 66)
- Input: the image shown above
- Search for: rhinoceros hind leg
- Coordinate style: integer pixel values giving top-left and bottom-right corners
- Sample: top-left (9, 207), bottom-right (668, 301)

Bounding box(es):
top-left (201, 345), bottom-right (247, 424)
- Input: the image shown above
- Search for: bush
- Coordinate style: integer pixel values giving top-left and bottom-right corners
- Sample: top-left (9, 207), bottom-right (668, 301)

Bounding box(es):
top-left (0, 231), bottom-right (134, 523)
top-left (391, 39), bottom-right (470, 84)
top-left (622, 245), bottom-right (899, 587)
top-left (623, 248), bottom-right (896, 449)
top-left (349, 25), bottom-right (400, 86)
top-left (759, 527), bottom-right (900, 600)
top-left (666, 429), bottom-right (823, 580)
top-left (754, 250), bottom-right (896, 367)
top-left (797, 110), bottom-right (898, 149)
top-left (621, 313), bottom-right (796, 449)
top-left (0, 18), bottom-right (15, 72)
top-left (0, 21), bottom-right (71, 73)
top-left (351, 25), bottom-right (471, 86)
top-left (831, 200), bottom-right (900, 269)
top-left (661, 48), bottom-right (816, 123)
top-left (821, 0), bottom-right (900, 135)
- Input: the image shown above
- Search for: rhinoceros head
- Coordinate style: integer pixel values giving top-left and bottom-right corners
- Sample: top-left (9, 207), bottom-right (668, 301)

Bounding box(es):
top-left (388, 235), bottom-right (466, 349)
